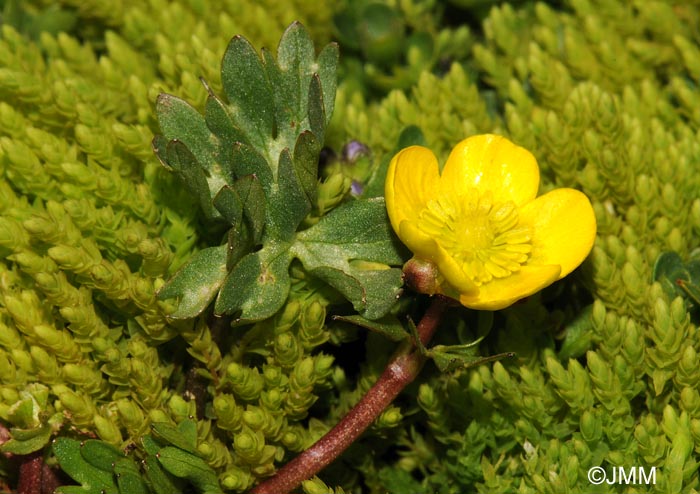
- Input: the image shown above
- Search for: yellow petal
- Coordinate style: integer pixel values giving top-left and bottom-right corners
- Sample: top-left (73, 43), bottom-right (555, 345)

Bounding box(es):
top-left (399, 221), bottom-right (478, 295)
top-left (385, 146), bottom-right (440, 234)
top-left (458, 264), bottom-right (561, 310)
top-left (440, 134), bottom-right (540, 206)
top-left (519, 188), bottom-right (596, 278)
top-left (398, 220), bottom-right (440, 260)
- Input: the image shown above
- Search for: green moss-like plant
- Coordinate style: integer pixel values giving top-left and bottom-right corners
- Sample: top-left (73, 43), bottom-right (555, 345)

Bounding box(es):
top-left (3, 1), bottom-right (700, 494)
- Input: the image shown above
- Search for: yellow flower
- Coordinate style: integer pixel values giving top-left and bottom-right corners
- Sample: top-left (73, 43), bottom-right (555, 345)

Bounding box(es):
top-left (385, 134), bottom-right (596, 310)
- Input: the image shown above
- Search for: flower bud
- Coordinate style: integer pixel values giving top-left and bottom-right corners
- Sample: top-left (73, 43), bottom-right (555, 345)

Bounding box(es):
top-left (402, 257), bottom-right (440, 295)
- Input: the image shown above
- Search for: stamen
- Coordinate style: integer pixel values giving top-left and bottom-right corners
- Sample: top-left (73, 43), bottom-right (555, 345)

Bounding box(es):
top-left (416, 189), bottom-right (533, 286)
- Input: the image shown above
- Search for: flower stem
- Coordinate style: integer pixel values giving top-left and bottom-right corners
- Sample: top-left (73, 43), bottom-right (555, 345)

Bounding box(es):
top-left (250, 295), bottom-right (450, 494)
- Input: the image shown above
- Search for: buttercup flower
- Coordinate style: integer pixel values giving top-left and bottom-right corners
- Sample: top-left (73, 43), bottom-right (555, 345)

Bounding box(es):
top-left (385, 134), bottom-right (596, 310)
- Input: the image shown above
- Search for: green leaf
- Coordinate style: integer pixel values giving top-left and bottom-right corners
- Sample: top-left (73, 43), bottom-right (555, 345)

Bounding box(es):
top-left (293, 198), bottom-right (404, 319)
top-left (154, 138), bottom-right (214, 220)
top-left (378, 467), bottom-right (427, 494)
top-left (270, 148), bottom-right (312, 240)
top-left (312, 266), bottom-right (402, 319)
top-left (156, 93), bottom-right (231, 185)
top-left (203, 80), bottom-right (248, 148)
top-left (156, 447), bottom-right (223, 494)
top-left (653, 251), bottom-right (697, 302)
top-left (79, 440), bottom-right (123, 472)
top-left (333, 314), bottom-right (408, 342)
top-left (233, 174), bottom-right (266, 244)
top-left (150, 419), bottom-right (199, 456)
top-left (142, 435), bottom-right (161, 456)
top-left (558, 305), bottom-right (594, 360)
top-left (221, 35), bottom-right (274, 149)
top-left (212, 186), bottom-right (244, 231)
top-left (157, 245), bottom-right (228, 319)
top-left (306, 74), bottom-right (325, 144)
top-left (215, 243), bottom-right (292, 321)
top-left (293, 131), bottom-right (321, 204)
top-left (316, 42), bottom-right (339, 124)
top-left (263, 22), bottom-right (319, 146)
top-left (53, 438), bottom-right (118, 494)
top-left (231, 142), bottom-right (273, 194)
top-left (143, 454), bottom-right (184, 494)
top-left (295, 198), bottom-right (403, 264)
top-left (429, 348), bottom-right (515, 373)
top-left (114, 457), bottom-right (149, 494)
top-left (0, 424), bottom-right (52, 454)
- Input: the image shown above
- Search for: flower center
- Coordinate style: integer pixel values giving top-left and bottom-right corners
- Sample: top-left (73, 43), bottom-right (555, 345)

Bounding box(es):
top-left (416, 189), bottom-right (532, 286)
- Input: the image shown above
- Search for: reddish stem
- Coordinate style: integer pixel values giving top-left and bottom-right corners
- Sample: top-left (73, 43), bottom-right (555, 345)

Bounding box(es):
top-left (16, 450), bottom-right (61, 494)
top-left (17, 452), bottom-right (42, 494)
top-left (251, 295), bottom-right (449, 494)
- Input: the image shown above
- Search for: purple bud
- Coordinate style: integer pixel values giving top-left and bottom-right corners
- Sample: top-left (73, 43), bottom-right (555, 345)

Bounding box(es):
top-left (342, 140), bottom-right (370, 163)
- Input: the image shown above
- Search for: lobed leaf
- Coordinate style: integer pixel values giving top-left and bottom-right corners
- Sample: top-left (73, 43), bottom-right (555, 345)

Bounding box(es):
top-left (156, 245), bottom-right (228, 319)
top-left (293, 198), bottom-right (405, 319)
top-left (215, 243), bottom-right (293, 321)
top-left (221, 35), bottom-right (274, 150)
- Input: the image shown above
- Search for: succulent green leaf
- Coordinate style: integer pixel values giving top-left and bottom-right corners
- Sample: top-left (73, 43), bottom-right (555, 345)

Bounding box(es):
top-left (0, 424), bottom-right (52, 454)
top-left (215, 243), bottom-right (293, 321)
top-left (221, 35), bottom-right (274, 149)
top-left (156, 446), bottom-right (223, 494)
top-left (293, 198), bottom-right (404, 319)
top-left (333, 314), bottom-right (408, 342)
top-left (378, 467), bottom-right (427, 494)
top-left (53, 438), bottom-right (118, 494)
top-left (156, 245), bottom-right (228, 319)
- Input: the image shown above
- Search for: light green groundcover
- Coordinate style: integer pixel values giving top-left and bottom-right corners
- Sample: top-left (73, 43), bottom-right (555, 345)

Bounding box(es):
top-left (1, 1), bottom-right (700, 493)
